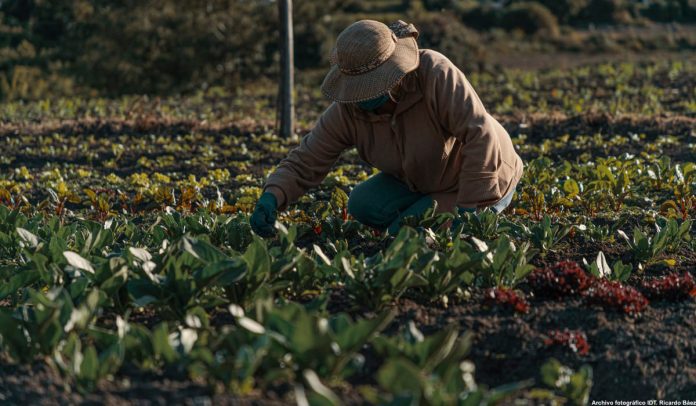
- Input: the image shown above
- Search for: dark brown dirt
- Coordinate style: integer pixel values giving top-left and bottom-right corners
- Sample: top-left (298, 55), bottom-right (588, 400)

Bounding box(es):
top-left (385, 292), bottom-right (696, 400)
top-left (2, 113), bottom-right (693, 141)
top-left (0, 117), bottom-right (273, 139)
top-left (2, 284), bottom-right (694, 403)
top-left (0, 357), bottom-right (286, 405)
top-left (500, 112), bottom-right (696, 140)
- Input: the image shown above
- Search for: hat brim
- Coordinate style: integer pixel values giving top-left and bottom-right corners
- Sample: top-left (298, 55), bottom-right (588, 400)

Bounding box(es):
top-left (320, 36), bottom-right (419, 103)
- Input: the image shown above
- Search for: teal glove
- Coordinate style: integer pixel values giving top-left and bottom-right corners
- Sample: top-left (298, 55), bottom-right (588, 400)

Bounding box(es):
top-left (250, 192), bottom-right (278, 238)
top-left (450, 206), bottom-right (477, 232)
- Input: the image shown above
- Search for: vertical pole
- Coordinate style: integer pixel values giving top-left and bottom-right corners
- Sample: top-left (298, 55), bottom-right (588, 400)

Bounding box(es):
top-left (278, 0), bottom-right (294, 138)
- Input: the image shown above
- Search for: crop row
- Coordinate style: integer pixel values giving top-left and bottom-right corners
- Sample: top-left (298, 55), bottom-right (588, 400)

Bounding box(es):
top-left (1, 59), bottom-right (693, 125)
top-left (0, 205), bottom-right (619, 403)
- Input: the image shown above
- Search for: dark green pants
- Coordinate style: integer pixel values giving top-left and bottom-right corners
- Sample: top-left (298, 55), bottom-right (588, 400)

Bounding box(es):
top-left (347, 173), bottom-right (434, 235)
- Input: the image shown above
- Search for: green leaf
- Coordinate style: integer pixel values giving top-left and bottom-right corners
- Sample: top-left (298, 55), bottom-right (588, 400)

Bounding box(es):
top-left (48, 236), bottom-right (68, 262)
top-left (594, 251), bottom-right (610, 278)
top-left (68, 278), bottom-right (89, 300)
top-left (612, 260), bottom-right (632, 282)
top-left (567, 365), bottom-right (593, 405)
top-left (243, 236), bottom-right (270, 276)
top-left (193, 258), bottom-right (246, 288)
top-left (330, 187), bottom-right (349, 210)
top-left (0, 310), bottom-right (31, 361)
top-left (303, 369), bottom-right (341, 406)
top-left (79, 345), bottom-right (99, 382)
top-left (418, 328), bottom-right (460, 372)
top-left (24, 252), bottom-right (50, 280)
top-left (127, 278), bottom-right (161, 306)
top-left (97, 342), bottom-right (125, 378)
top-left (100, 262), bottom-right (128, 296)
top-left (16, 227), bottom-right (39, 248)
top-left (541, 358), bottom-right (566, 388)
top-left (182, 236), bottom-right (228, 263)
top-left (313, 244), bottom-right (332, 266)
top-left (0, 269), bottom-right (40, 300)
top-left (152, 323), bottom-right (177, 363)
top-left (492, 236), bottom-right (512, 271)
top-left (485, 379), bottom-right (534, 404)
top-left (335, 310), bottom-right (394, 354)
top-left (377, 358), bottom-right (423, 396)
top-left (128, 247), bottom-right (152, 262)
top-left (63, 251), bottom-right (95, 274)
top-left (563, 179), bottom-right (580, 197)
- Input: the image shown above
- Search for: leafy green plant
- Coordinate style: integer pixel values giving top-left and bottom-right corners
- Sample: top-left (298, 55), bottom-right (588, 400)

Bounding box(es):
top-left (224, 223), bottom-right (308, 306)
top-left (56, 326), bottom-right (126, 392)
top-left (584, 251), bottom-right (633, 282)
top-left (400, 199), bottom-right (456, 234)
top-left (575, 218), bottom-right (625, 243)
top-left (415, 236), bottom-right (479, 301)
top-left (209, 213), bottom-right (254, 252)
top-left (0, 288), bottom-right (91, 362)
top-left (540, 358), bottom-right (593, 406)
top-left (671, 163), bottom-right (695, 220)
top-left (126, 236), bottom-right (247, 318)
top-left (259, 303), bottom-right (394, 382)
top-left (618, 218), bottom-right (692, 266)
top-left (470, 235), bottom-right (537, 288)
top-left (528, 215), bottom-right (572, 253)
top-left (453, 207), bottom-right (508, 240)
top-left (588, 159), bottom-right (634, 211)
top-left (517, 157), bottom-right (556, 220)
top-left (371, 322), bottom-right (530, 405)
top-left (341, 227), bottom-right (428, 310)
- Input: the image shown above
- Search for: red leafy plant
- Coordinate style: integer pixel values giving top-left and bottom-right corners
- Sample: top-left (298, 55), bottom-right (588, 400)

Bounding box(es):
top-left (528, 261), bottom-right (650, 315)
top-left (543, 329), bottom-right (590, 356)
top-left (483, 287), bottom-right (530, 314)
top-left (528, 261), bottom-right (593, 298)
top-left (582, 279), bottom-right (648, 315)
top-left (639, 272), bottom-right (696, 301)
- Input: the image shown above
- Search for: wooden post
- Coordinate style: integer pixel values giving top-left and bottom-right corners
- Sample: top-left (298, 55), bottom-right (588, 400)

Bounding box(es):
top-left (278, 0), bottom-right (294, 138)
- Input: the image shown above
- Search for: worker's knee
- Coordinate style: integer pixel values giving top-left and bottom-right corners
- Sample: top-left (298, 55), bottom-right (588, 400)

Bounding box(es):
top-left (347, 184), bottom-right (393, 228)
top-left (386, 195), bottom-right (434, 235)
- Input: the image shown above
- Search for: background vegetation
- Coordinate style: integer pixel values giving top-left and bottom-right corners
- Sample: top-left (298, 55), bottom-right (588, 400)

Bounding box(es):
top-left (1, 0), bottom-right (695, 100)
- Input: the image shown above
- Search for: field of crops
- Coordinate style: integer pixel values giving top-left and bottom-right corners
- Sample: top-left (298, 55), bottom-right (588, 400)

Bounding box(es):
top-left (0, 58), bottom-right (695, 404)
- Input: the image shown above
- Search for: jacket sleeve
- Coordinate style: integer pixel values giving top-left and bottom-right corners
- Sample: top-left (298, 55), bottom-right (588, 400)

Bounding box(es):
top-left (426, 56), bottom-right (502, 208)
top-left (262, 102), bottom-right (355, 211)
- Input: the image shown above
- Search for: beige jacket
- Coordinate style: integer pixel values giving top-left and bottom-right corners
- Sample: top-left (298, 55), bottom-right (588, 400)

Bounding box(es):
top-left (263, 49), bottom-right (523, 212)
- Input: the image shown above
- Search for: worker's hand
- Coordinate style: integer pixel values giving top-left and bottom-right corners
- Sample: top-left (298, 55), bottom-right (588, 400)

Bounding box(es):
top-left (250, 192), bottom-right (278, 238)
top-left (450, 206), bottom-right (477, 233)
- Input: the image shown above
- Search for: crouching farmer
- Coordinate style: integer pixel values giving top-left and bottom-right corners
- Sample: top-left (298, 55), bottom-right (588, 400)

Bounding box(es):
top-left (250, 20), bottom-right (523, 238)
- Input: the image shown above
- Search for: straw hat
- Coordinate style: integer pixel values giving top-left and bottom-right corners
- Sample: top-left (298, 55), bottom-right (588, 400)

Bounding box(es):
top-left (321, 20), bottom-right (419, 103)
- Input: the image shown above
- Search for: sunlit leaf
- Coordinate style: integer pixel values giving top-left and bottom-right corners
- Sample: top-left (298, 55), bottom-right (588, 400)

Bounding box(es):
top-left (63, 251), bottom-right (95, 274)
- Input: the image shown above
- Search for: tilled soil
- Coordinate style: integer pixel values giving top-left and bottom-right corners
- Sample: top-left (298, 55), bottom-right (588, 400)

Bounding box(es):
top-left (0, 358), bottom-right (285, 405)
top-left (389, 294), bottom-right (696, 400)
top-left (1, 113), bottom-right (694, 403)
top-left (2, 113), bottom-right (693, 143)
top-left (3, 289), bottom-right (692, 404)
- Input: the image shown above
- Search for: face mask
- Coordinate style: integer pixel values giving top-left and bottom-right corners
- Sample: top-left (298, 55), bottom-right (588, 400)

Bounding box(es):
top-left (357, 93), bottom-right (390, 112)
